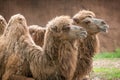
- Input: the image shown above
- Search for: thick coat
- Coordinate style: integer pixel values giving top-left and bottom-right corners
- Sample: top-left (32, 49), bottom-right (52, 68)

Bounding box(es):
top-left (29, 25), bottom-right (46, 47)
top-left (72, 10), bottom-right (109, 80)
top-left (0, 14), bottom-right (87, 80)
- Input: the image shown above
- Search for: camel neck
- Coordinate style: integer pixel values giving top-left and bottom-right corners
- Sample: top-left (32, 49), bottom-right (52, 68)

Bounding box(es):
top-left (43, 32), bottom-right (77, 65)
top-left (79, 34), bottom-right (99, 57)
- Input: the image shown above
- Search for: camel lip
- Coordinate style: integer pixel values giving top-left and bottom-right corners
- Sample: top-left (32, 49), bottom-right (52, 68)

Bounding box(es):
top-left (100, 25), bottom-right (109, 33)
top-left (80, 31), bottom-right (87, 39)
top-left (100, 28), bottom-right (108, 33)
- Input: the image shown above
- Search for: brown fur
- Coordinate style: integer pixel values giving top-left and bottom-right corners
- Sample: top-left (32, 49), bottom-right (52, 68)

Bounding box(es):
top-left (0, 14), bottom-right (34, 80)
top-left (0, 15), bottom-right (7, 36)
top-left (29, 25), bottom-right (46, 47)
top-left (72, 10), bottom-right (109, 80)
top-left (0, 14), bottom-right (87, 80)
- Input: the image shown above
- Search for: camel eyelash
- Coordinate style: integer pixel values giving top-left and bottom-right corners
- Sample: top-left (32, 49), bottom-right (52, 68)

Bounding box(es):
top-left (62, 26), bottom-right (70, 32)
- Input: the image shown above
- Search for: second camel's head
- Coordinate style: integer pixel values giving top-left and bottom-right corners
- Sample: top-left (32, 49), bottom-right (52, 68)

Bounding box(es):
top-left (73, 10), bottom-right (109, 35)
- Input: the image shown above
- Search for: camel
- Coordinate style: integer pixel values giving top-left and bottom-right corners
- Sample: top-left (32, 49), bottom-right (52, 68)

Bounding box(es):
top-left (0, 14), bottom-right (87, 80)
top-left (72, 10), bottom-right (109, 80)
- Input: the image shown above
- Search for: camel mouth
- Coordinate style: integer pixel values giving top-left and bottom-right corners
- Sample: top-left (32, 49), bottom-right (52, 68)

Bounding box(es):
top-left (100, 25), bottom-right (109, 33)
top-left (79, 31), bottom-right (87, 39)
top-left (101, 28), bottom-right (109, 33)
top-left (101, 28), bottom-right (108, 33)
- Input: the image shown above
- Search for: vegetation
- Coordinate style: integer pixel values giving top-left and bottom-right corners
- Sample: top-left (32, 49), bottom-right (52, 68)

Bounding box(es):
top-left (92, 67), bottom-right (120, 80)
top-left (91, 48), bottom-right (120, 80)
top-left (94, 48), bottom-right (120, 59)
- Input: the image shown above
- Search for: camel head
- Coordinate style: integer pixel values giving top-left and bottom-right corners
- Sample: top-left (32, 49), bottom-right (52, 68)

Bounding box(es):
top-left (0, 15), bottom-right (7, 35)
top-left (46, 16), bottom-right (87, 40)
top-left (4, 14), bottom-right (28, 37)
top-left (73, 10), bottom-right (109, 35)
top-left (8, 14), bottom-right (27, 27)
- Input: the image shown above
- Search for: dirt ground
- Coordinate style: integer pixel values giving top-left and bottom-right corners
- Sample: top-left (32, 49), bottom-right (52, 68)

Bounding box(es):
top-left (93, 59), bottom-right (120, 69)
top-left (91, 59), bottom-right (120, 80)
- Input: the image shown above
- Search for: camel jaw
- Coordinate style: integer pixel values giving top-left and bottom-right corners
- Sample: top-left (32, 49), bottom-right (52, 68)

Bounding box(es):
top-left (100, 25), bottom-right (109, 33)
top-left (100, 28), bottom-right (108, 33)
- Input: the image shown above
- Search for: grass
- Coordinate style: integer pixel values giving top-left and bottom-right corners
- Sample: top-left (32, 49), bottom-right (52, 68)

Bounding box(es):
top-left (94, 48), bottom-right (120, 59)
top-left (92, 48), bottom-right (120, 79)
top-left (93, 67), bottom-right (120, 80)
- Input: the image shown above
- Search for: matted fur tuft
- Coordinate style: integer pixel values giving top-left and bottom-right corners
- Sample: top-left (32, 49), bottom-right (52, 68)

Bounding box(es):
top-left (0, 15), bottom-right (7, 36)
top-left (29, 25), bottom-right (46, 47)
top-left (73, 10), bottom-right (95, 21)
top-left (47, 16), bottom-right (72, 27)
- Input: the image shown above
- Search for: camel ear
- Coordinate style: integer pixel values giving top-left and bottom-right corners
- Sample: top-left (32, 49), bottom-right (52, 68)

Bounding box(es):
top-left (73, 18), bottom-right (79, 24)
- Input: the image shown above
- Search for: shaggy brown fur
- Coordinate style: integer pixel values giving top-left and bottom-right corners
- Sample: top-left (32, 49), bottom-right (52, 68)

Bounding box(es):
top-left (0, 14), bottom-right (34, 80)
top-left (72, 10), bottom-right (109, 80)
top-left (29, 25), bottom-right (46, 47)
top-left (0, 15), bottom-right (7, 36)
top-left (0, 14), bottom-right (87, 80)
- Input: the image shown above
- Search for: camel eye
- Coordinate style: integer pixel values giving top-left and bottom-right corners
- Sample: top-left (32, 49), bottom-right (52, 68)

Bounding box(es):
top-left (87, 16), bottom-right (92, 18)
top-left (18, 18), bottom-right (22, 21)
top-left (62, 26), bottom-right (70, 32)
top-left (51, 26), bottom-right (57, 32)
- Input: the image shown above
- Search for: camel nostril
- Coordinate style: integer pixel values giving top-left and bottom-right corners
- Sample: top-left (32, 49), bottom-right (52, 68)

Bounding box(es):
top-left (106, 24), bottom-right (109, 28)
top-left (102, 24), bottom-right (109, 29)
top-left (101, 21), bottom-right (106, 25)
top-left (104, 26), bottom-right (108, 29)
